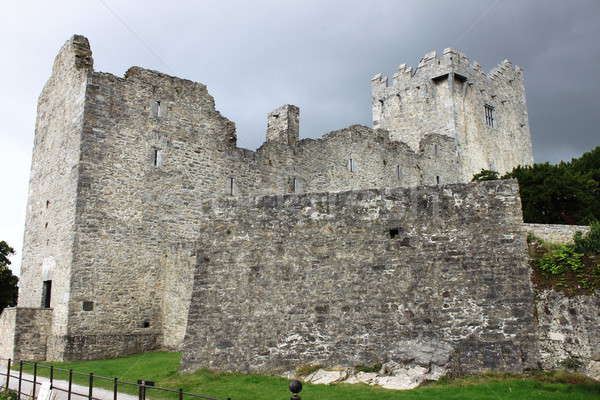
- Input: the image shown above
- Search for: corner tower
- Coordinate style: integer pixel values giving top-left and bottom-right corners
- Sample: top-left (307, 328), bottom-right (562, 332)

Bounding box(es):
top-left (372, 48), bottom-right (534, 181)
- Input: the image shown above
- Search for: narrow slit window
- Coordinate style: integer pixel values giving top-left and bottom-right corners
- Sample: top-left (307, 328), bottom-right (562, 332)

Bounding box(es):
top-left (485, 104), bottom-right (495, 127)
top-left (348, 159), bottom-right (356, 173)
top-left (436, 176), bottom-right (440, 185)
top-left (156, 101), bottom-right (161, 117)
top-left (434, 144), bottom-right (438, 156)
top-left (291, 177), bottom-right (297, 193)
top-left (153, 149), bottom-right (163, 167)
top-left (396, 165), bottom-right (401, 179)
top-left (41, 280), bottom-right (52, 308)
top-left (229, 177), bottom-right (235, 196)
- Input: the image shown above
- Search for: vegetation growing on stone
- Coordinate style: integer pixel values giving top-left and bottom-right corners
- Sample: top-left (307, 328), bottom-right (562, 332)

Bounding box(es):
top-left (0, 391), bottom-right (17, 400)
top-left (574, 220), bottom-right (600, 255)
top-left (0, 241), bottom-right (18, 313)
top-left (529, 232), bottom-right (600, 295)
top-left (473, 146), bottom-right (600, 225)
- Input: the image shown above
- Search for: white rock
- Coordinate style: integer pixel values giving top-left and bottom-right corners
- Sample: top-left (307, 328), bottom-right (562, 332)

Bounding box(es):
top-left (344, 372), bottom-right (378, 385)
top-left (305, 369), bottom-right (348, 384)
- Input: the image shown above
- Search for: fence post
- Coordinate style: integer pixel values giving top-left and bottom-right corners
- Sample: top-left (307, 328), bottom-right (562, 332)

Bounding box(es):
top-left (113, 378), bottom-right (118, 400)
top-left (17, 361), bottom-right (22, 400)
top-left (68, 369), bottom-right (73, 400)
top-left (50, 365), bottom-right (54, 390)
top-left (32, 363), bottom-right (37, 400)
top-left (178, 388), bottom-right (183, 400)
top-left (89, 373), bottom-right (94, 400)
top-left (5, 359), bottom-right (10, 391)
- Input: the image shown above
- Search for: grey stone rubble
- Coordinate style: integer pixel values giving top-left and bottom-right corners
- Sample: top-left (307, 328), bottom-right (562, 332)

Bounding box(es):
top-left (0, 34), bottom-right (597, 388)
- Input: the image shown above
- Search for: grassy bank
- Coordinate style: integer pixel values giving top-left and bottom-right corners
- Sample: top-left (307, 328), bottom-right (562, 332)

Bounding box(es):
top-left (9, 352), bottom-right (600, 400)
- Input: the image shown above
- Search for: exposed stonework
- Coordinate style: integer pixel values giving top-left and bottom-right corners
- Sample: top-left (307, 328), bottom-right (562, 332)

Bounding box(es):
top-left (181, 180), bottom-right (538, 375)
top-left (535, 290), bottom-right (600, 380)
top-left (525, 223), bottom-right (590, 244)
top-left (3, 34), bottom-right (595, 384)
top-left (0, 308), bottom-right (53, 361)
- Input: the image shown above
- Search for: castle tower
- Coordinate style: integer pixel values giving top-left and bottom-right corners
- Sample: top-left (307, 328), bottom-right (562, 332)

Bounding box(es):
top-left (372, 48), bottom-right (534, 181)
top-left (266, 104), bottom-right (299, 146)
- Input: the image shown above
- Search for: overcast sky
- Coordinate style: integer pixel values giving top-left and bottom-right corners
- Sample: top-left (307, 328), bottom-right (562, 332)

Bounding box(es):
top-left (1, 0), bottom-right (599, 276)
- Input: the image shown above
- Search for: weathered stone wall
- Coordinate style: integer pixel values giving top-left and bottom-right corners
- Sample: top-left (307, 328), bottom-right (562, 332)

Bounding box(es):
top-left (17, 35), bottom-right (538, 361)
top-left (525, 223), bottom-right (590, 244)
top-left (0, 308), bottom-right (53, 361)
top-left (372, 48), bottom-right (533, 182)
top-left (181, 180), bottom-right (538, 374)
top-left (0, 309), bottom-right (17, 360)
top-left (17, 35), bottom-right (92, 360)
top-left (535, 290), bottom-right (600, 380)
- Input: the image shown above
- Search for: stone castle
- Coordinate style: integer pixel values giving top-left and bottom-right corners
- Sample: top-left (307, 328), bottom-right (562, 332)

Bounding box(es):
top-left (1, 35), bottom-right (598, 383)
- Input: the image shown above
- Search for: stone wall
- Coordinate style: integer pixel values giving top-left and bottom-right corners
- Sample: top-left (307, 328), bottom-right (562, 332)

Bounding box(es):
top-left (535, 290), bottom-right (600, 380)
top-left (525, 223), bottom-right (590, 244)
top-left (16, 35), bottom-right (538, 361)
top-left (0, 309), bottom-right (16, 360)
top-left (181, 180), bottom-right (538, 374)
top-left (0, 308), bottom-right (53, 361)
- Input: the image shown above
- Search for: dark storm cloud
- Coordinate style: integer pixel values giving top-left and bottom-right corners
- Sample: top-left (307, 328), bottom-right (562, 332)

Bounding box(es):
top-left (1, 0), bottom-right (599, 274)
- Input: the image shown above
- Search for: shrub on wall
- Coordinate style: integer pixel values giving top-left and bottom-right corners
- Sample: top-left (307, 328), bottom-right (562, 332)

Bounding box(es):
top-left (573, 221), bottom-right (600, 255)
top-left (472, 146), bottom-right (600, 225)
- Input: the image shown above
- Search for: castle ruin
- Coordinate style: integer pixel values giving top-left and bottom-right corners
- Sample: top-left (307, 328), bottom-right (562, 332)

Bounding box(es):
top-left (1, 35), bottom-right (598, 382)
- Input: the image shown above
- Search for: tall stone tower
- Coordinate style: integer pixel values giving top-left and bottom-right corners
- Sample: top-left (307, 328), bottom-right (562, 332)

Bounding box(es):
top-left (372, 48), bottom-right (534, 181)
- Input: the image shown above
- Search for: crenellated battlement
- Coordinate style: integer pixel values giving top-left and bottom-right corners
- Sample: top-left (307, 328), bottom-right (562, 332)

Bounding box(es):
top-left (372, 49), bottom-right (524, 93)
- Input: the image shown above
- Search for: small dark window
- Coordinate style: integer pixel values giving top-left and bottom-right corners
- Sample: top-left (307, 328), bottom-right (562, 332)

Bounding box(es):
top-left (46, 200), bottom-right (50, 208)
top-left (379, 99), bottom-right (384, 108)
top-left (485, 104), bottom-right (495, 127)
top-left (143, 321), bottom-right (150, 328)
top-left (291, 177), bottom-right (297, 193)
top-left (396, 165), bottom-right (401, 179)
top-left (436, 176), bottom-right (440, 185)
top-left (434, 144), bottom-right (438, 156)
top-left (44, 222), bottom-right (48, 229)
top-left (83, 301), bottom-right (94, 311)
top-left (156, 100), bottom-right (161, 117)
top-left (389, 228), bottom-right (400, 239)
top-left (348, 159), bottom-right (356, 173)
top-left (229, 177), bottom-right (235, 196)
top-left (153, 149), bottom-right (163, 167)
top-left (41, 280), bottom-right (52, 308)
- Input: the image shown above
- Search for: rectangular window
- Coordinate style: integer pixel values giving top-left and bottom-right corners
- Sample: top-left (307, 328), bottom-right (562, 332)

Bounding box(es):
top-left (41, 280), bottom-right (52, 308)
top-left (291, 177), bottom-right (297, 193)
top-left (153, 149), bottom-right (163, 167)
top-left (434, 144), bottom-right (438, 156)
top-left (348, 159), bottom-right (356, 173)
top-left (436, 176), bottom-right (440, 185)
top-left (229, 177), bottom-right (235, 196)
top-left (396, 165), bottom-right (401, 179)
top-left (485, 104), bottom-right (495, 127)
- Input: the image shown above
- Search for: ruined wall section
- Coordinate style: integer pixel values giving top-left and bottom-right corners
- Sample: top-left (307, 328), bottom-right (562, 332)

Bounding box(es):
top-left (536, 291), bottom-right (600, 380)
top-left (63, 62), bottom-right (271, 359)
top-left (17, 35), bottom-right (92, 360)
top-left (182, 180), bottom-right (537, 374)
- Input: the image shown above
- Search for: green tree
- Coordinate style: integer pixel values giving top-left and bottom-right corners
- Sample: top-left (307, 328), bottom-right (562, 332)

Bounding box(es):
top-left (0, 241), bottom-right (19, 313)
top-left (472, 169), bottom-right (500, 181)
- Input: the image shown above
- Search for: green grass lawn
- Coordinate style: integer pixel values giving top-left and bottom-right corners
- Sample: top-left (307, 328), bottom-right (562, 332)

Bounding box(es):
top-left (9, 351), bottom-right (600, 400)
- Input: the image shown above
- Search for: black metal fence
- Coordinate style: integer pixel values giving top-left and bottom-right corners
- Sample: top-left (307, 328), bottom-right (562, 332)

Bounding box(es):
top-left (0, 357), bottom-right (227, 400)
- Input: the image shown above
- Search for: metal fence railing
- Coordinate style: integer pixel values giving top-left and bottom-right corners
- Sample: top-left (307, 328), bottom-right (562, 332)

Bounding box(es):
top-left (0, 357), bottom-right (228, 400)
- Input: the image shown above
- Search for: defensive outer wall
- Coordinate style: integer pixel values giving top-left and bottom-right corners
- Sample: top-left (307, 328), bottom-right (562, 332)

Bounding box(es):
top-left (1, 35), bottom-right (599, 380)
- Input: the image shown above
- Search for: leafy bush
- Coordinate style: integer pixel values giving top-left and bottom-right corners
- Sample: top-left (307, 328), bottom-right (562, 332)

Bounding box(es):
top-left (472, 169), bottom-right (500, 181)
top-left (0, 391), bottom-right (18, 400)
top-left (574, 221), bottom-right (600, 255)
top-left (537, 245), bottom-right (584, 275)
